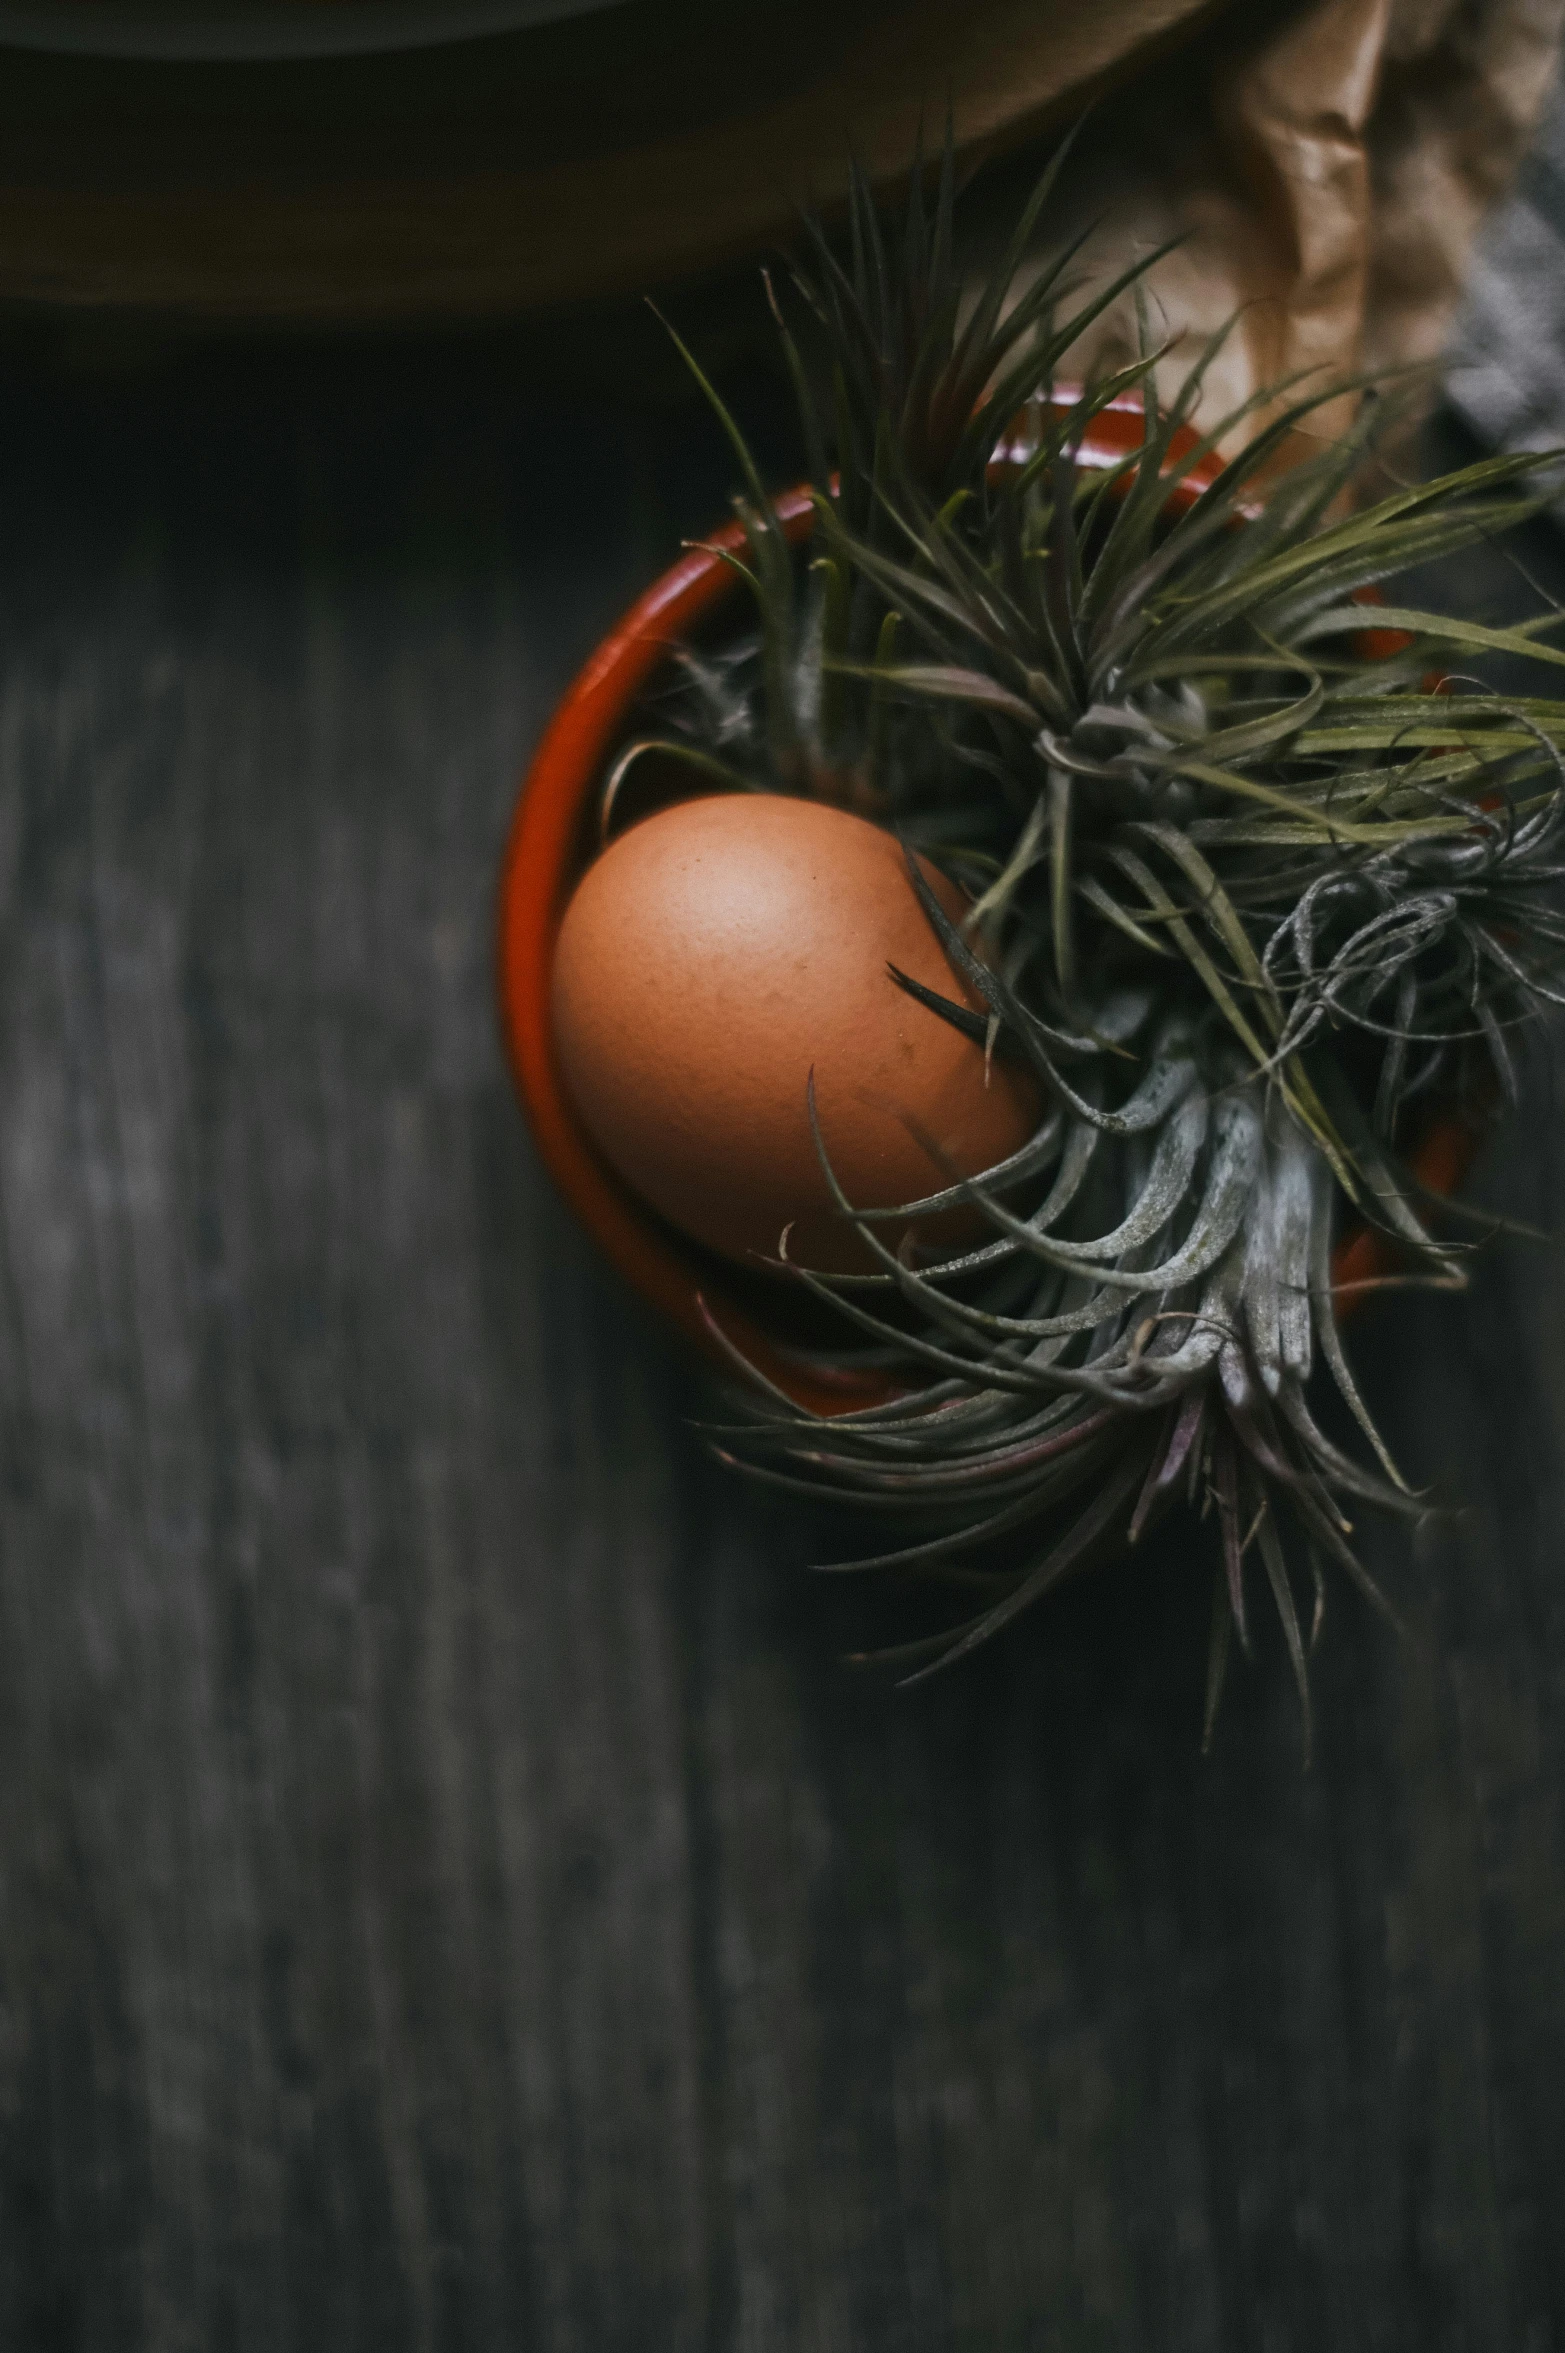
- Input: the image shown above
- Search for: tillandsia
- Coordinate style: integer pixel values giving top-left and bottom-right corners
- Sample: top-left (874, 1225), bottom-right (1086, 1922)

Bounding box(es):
top-left (616, 135), bottom-right (1565, 1752)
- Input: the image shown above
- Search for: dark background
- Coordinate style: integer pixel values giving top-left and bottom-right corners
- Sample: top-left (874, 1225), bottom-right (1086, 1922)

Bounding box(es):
top-left (0, 316), bottom-right (1561, 2351)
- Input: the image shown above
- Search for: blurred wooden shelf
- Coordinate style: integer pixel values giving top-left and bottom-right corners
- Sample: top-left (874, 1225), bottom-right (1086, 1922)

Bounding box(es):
top-left (0, 0), bottom-right (1214, 323)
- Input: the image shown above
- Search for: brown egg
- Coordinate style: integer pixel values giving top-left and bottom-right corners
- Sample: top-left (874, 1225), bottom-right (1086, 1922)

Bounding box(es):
top-left (550, 793), bottom-right (1039, 1274)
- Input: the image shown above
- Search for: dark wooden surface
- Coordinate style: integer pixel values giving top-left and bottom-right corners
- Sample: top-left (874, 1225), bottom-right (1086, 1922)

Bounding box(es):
top-left (0, 336), bottom-right (1561, 2353)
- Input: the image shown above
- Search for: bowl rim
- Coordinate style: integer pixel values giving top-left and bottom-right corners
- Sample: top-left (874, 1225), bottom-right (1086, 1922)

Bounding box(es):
top-left (0, 0), bottom-right (619, 61)
top-left (496, 390), bottom-right (1470, 1408)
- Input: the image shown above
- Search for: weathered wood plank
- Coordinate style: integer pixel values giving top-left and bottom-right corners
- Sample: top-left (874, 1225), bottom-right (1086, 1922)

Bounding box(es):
top-left (0, 351), bottom-right (1559, 2351)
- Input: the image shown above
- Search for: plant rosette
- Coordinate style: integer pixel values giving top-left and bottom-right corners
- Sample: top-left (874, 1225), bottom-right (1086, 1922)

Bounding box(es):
top-left (499, 145), bottom-right (1565, 1747)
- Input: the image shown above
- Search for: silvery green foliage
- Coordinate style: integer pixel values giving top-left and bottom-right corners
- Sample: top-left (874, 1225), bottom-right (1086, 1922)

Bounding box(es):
top-left (636, 138), bottom-right (1565, 1748)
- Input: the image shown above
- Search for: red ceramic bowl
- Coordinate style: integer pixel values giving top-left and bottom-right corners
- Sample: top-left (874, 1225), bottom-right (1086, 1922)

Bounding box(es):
top-left (497, 391), bottom-right (1472, 1407)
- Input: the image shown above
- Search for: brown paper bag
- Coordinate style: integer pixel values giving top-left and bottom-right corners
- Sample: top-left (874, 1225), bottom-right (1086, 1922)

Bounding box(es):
top-left (1047, 0), bottom-right (1565, 436)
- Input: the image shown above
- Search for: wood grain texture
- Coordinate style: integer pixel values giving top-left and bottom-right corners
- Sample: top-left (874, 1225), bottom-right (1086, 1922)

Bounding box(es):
top-left (0, 346), bottom-right (1560, 2353)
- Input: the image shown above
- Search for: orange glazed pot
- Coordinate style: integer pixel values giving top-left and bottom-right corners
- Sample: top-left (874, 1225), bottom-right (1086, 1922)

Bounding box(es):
top-left (496, 393), bottom-right (1473, 1409)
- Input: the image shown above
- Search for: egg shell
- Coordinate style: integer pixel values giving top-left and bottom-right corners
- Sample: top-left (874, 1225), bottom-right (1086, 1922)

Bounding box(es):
top-left (550, 792), bottom-right (1039, 1273)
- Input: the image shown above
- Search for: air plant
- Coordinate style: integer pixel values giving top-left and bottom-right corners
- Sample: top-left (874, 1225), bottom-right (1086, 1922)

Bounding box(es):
top-left (596, 137), bottom-right (1565, 1752)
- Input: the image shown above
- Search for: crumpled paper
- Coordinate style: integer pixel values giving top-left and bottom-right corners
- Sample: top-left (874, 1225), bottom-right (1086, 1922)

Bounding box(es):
top-left (1047, 0), bottom-right (1565, 442)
